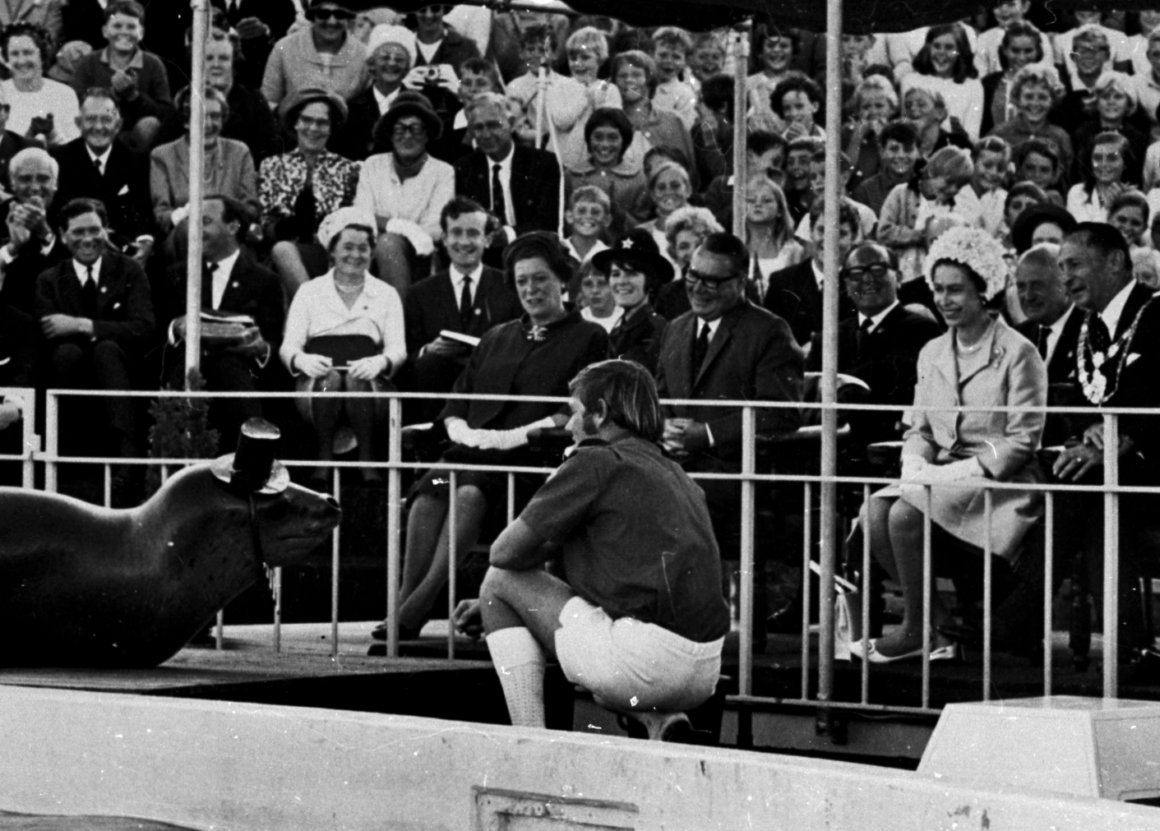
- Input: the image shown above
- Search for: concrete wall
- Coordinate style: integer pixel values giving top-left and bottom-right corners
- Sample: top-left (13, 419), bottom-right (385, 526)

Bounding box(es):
top-left (2, 687), bottom-right (1159, 831)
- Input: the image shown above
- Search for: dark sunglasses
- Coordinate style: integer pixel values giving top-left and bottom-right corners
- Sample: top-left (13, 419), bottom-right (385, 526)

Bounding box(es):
top-left (841, 263), bottom-right (892, 283)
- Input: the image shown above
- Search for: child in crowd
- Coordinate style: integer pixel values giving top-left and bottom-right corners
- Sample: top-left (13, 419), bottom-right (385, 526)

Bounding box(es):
top-left (770, 74), bottom-right (824, 142)
top-left (506, 23), bottom-right (586, 152)
top-left (70, 0), bottom-right (171, 152)
top-left (651, 26), bottom-right (698, 129)
top-left (746, 24), bottom-right (797, 122)
top-left (798, 148), bottom-right (877, 240)
top-left (443, 57), bottom-right (502, 158)
top-left (1013, 138), bottom-right (1065, 205)
top-left (975, 0), bottom-right (1053, 77)
top-left (560, 26), bottom-right (621, 169)
top-left (576, 262), bottom-right (624, 333)
top-left (702, 130), bottom-right (787, 227)
top-left (852, 121), bottom-right (920, 216)
top-left (743, 174), bottom-right (806, 297)
top-left (971, 136), bottom-right (1011, 238)
top-left (784, 136), bottom-right (820, 224)
top-left (563, 185), bottom-right (612, 269)
top-left (689, 31), bottom-right (728, 92)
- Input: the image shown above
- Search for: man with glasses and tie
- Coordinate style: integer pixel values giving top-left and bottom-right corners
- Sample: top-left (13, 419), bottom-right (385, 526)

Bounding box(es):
top-left (261, 0), bottom-right (368, 114)
top-left (402, 196), bottom-right (521, 423)
top-left (1052, 222), bottom-right (1160, 670)
top-left (34, 197), bottom-right (154, 490)
top-left (655, 232), bottom-right (803, 643)
top-left (453, 92), bottom-right (560, 264)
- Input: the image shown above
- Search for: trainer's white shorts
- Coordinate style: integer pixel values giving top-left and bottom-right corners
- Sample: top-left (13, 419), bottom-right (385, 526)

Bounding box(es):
top-left (554, 596), bottom-right (724, 712)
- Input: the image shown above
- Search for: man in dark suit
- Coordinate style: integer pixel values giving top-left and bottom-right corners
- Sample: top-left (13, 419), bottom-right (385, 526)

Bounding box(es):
top-left (453, 92), bottom-right (560, 263)
top-left (808, 242), bottom-right (941, 452)
top-left (53, 88), bottom-right (154, 249)
top-left (35, 198), bottom-right (154, 464)
top-left (764, 200), bottom-right (857, 353)
top-left (160, 195), bottom-right (283, 452)
top-left (210, 0), bottom-right (298, 91)
top-left (656, 232), bottom-right (803, 560)
top-left (0, 148), bottom-right (70, 316)
top-left (402, 196), bottom-right (521, 423)
top-left (1014, 243), bottom-right (1084, 446)
top-left (1052, 222), bottom-right (1160, 663)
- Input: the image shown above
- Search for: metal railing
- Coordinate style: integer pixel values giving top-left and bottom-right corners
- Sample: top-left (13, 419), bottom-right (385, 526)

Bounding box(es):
top-left (23, 387), bottom-right (1160, 717)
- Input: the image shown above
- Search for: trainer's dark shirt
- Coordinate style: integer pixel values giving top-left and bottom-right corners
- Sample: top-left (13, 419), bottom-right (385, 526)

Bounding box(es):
top-left (519, 434), bottom-right (730, 642)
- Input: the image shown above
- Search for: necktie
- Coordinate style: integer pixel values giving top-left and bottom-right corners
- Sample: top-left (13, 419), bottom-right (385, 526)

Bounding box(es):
top-left (80, 265), bottom-right (98, 319)
top-left (491, 163), bottom-right (506, 225)
top-left (856, 317), bottom-right (874, 353)
top-left (1036, 324), bottom-right (1050, 360)
top-left (691, 321), bottom-right (711, 374)
top-left (93, 156), bottom-right (103, 176)
top-left (204, 261), bottom-right (219, 308)
top-left (459, 275), bottom-right (473, 330)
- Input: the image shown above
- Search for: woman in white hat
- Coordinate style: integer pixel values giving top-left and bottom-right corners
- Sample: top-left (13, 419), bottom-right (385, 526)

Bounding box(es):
top-left (280, 207), bottom-right (406, 486)
top-left (336, 24), bottom-right (416, 162)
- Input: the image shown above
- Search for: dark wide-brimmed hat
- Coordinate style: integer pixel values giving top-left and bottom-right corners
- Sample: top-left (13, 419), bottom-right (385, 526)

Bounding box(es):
top-left (211, 418), bottom-right (290, 495)
top-left (591, 228), bottom-right (675, 289)
top-left (1010, 202), bottom-right (1077, 256)
top-left (374, 91), bottom-right (443, 146)
top-left (280, 86), bottom-right (349, 128)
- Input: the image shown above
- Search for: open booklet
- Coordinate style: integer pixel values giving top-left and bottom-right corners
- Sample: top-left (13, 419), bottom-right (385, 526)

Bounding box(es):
top-left (439, 330), bottom-right (481, 348)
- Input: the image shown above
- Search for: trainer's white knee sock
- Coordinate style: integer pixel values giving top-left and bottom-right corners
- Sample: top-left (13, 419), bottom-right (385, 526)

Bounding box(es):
top-left (487, 626), bottom-right (546, 728)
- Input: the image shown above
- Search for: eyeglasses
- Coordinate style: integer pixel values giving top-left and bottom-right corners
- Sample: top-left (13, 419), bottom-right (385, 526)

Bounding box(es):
top-left (309, 8), bottom-right (353, 22)
top-left (392, 121), bottom-right (427, 137)
top-left (684, 269), bottom-right (739, 290)
top-left (841, 263), bottom-right (892, 284)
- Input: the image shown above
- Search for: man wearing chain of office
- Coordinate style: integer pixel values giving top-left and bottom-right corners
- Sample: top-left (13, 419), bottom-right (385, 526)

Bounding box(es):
top-left (1053, 222), bottom-right (1160, 664)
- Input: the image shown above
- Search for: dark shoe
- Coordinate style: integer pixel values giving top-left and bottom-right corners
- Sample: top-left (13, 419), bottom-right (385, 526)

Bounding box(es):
top-left (371, 620), bottom-right (423, 641)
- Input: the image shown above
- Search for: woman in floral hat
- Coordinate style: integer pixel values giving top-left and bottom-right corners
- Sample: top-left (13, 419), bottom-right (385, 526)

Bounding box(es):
top-left (858, 225), bottom-right (1047, 664)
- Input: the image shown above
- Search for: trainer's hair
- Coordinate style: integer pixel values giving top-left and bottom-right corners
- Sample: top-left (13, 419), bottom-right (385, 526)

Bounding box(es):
top-left (569, 359), bottom-right (663, 443)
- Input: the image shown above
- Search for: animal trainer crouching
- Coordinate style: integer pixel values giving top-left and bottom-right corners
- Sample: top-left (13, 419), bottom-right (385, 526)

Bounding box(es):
top-left (0, 419), bottom-right (341, 667)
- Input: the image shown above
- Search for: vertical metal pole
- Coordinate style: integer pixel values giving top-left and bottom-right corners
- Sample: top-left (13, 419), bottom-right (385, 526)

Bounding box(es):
top-left (330, 467), bottom-right (341, 657)
top-left (273, 567), bottom-right (282, 652)
top-left (730, 22), bottom-right (751, 238)
top-left (183, 0), bottom-right (210, 383)
top-left (739, 406), bottom-right (756, 697)
top-left (21, 390), bottom-right (35, 489)
top-left (800, 481), bottom-right (812, 700)
top-left (386, 397), bottom-right (402, 658)
top-left (983, 489), bottom-right (993, 701)
top-left (448, 469), bottom-right (458, 659)
top-left (1103, 413), bottom-right (1120, 698)
top-left (922, 486), bottom-right (932, 710)
top-left (817, 0), bottom-right (844, 708)
top-left (1044, 491), bottom-right (1054, 694)
top-left (861, 484), bottom-right (871, 704)
top-left (45, 392), bottom-right (58, 493)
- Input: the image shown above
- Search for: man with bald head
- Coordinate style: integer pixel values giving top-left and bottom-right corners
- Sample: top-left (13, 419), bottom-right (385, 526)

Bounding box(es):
top-left (807, 241), bottom-right (941, 449)
top-left (0, 148), bottom-right (69, 315)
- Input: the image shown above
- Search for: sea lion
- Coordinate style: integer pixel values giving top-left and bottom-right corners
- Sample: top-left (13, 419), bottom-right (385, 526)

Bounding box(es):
top-left (0, 464), bottom-right (341, 668)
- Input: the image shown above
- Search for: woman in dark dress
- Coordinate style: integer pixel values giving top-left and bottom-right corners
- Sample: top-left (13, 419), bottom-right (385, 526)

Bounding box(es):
top-left (376, 232), bottom-right (609, 640)
top-left (591, 228), bottom-right (670, 374)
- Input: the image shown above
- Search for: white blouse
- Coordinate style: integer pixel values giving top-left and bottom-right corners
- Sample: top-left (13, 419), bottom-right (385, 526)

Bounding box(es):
top-left (353, 153), bottom-right (456, 242)
top-left (280, 271), bottom-right (407, 376)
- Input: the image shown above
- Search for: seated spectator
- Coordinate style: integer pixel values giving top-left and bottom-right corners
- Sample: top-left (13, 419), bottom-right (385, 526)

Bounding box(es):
top-left (1054, 24), bottom-right (1122, 136)
top-left (971, 136), bottom-right (1012, 238)
top-left (634, 160), bottom-right (693, 266)
top-left (0, 84), bottom-right (34, 196)
top-left (1011, 135), bottom-right (1065, 205)
top-left (807, 241), bottom-right (941, 450)
top-left (261, 0), bottom-right (368, 116)
top-left (1072, 71), bottom-right (1147, 188)
top-left (988, 64), bottom-right (1072, 182)
top-left (408, 4), bottom-right (480, 73)
top-left (562, 185), bottom-right (611, 271)
top-left (613, 50), bottom-right (697, 191)
top-left (591, 229), bottom-right (670, 373)
top-left (852, 121), bottom-right (920, 217)
top-left (150, 87), bottom-right (258, 251)
top-left (744, 174), bottom-right (807, 300)
top-left (689, 30), bottom-right (728, 93)
top-left (902, 85), bottom-right (971, 161)
top-left (1010, 201), bottom-right (1078, 254)
top-left (797, 148), bottom-right (877, 240)
top-left (280, 208), bottom-right (406, 486)
top-left (576, 263), bottom-right (622, 332)
top-left (1000, 181), bottom-right (1048, 248)
top-left (208, 0), bottom-right (298, 92)
top-left (651, 27), bottom-right (698, 130)
top-left (979, 20), bottom-right (1048, 138)
top-left (506, 23), bottom-right (586, 155)
top-left (860, 226), bottom-right (1046, 662)
top-left (901, 23), bottom-right (984, 143)
top-left (453, 358), bottom-right (730, 728)
top-left (976, 3), bottom-right (1053, 79)
top-left (558, 26), bottom-right (621, 170)
top-left (159, 195), bottom-right (283, 452)
top-left (654, 207), bottom-right (723, 321)
top-left (53, 87), bottom-right (153, 250)
top-left (69, 1), bottom-right (172, 153)
top-left (334, 25), bottom-right (414, 163)
top-left (379, 231), bottom-right (609, 640)
top-left (770, 73), bottom-right (824, 143)
top-left (0, 148), bottom-right (70, 314)
top-left (765, 200), bottom-right (858, 351)
top-left (655, 231), bottom-right (802, 613)
top-left (454, 92), bottom-right (562, 254)
top-left (1, 23), bottom-right (81, 147)
top-left (746, 24), bottom-right (799, 127)
top-left (1132, 29), bottom-right (1160, 138)
top-left (702, 130), bottom-right (786, 227)
top-left (263, 88), bottom-right (360, 298)
top-left (565, 108), bottom-right (646, 234)
top-left (35, 198), bottom-right (155, 474)
top-left (843, 74), bottom-right (900, 192)
top-left (402, 196), bottom-right (521, 424)
top-left (428, 56), bottom-right (503, 165)
top-left (355, 92), bottom-right (453, 295)
top-left (1, 0), bottom-right (62, 46)
top-left (1067, 131), bottom-right (1134, 223)
top-left (691, 74), bottom-right (733, 188)
top-left (782, 136), bottom-right (818, 224)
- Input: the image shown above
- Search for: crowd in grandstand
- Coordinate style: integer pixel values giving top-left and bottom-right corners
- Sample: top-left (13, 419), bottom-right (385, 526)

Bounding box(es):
top-left (6, 0), bottom-right (1160, 666)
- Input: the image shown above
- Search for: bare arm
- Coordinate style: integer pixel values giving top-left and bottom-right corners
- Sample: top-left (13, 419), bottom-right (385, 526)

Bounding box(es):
top-left (489, 517), bottom-right (558, 570)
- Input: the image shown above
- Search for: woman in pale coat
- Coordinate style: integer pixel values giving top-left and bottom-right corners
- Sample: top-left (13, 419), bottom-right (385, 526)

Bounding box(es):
top-left (858, 226), bottom-right (1047, 663)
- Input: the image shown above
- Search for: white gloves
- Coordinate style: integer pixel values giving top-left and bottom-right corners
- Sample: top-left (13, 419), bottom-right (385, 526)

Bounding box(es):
top-left (902, 454), bottom-right (986, 484)
top-left (445, 416), bottom-right (557, 451)
top-left (384, 218), bottom-right (435, 256)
